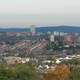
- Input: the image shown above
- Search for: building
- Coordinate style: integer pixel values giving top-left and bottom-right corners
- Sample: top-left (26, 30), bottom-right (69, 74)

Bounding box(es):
top-left (30, 25), bottom-right (36, 35)
top-left (50, 34), bottom-right (55, 42)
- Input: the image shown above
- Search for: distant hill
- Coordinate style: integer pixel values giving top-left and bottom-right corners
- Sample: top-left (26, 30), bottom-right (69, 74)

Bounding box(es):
top-left (0, 28), bottom-right (30, 32)
top-left (36, 26), bottom-right (80, 33)
top-left (0, 26), bottom-right (80, 33)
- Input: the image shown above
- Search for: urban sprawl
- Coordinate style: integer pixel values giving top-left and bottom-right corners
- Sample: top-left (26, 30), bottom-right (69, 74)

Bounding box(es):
top-left (0, 26), bottom-right (80, 80)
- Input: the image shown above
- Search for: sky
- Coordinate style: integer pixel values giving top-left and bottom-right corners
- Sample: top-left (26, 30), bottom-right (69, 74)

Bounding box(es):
top-left (0, 0), bottom-right (80, 27)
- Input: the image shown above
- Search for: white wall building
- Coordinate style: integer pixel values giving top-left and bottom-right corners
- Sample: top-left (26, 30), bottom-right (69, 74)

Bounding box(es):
top-left (50, 34), bottom-right (55, 42)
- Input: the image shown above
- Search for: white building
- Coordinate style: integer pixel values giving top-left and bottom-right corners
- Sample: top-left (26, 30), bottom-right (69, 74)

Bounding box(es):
top-left (50, 34), bottom-right (55, 42)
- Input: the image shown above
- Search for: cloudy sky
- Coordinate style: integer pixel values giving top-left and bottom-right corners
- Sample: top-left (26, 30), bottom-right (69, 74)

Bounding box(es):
top-left (0, 0), bottom-right (80, 27)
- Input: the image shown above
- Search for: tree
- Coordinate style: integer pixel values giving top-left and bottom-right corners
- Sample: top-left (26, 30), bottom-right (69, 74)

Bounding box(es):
top-left (69, 66), bottom-right (80, 80)
top-left (15, 64), bottom-right (37, 80)
top-left (0, 63), bottom-right (37, 80)
top-left (0, 64), bottom-right (16, 80)
top-left (61, 59), bottom-right (80, 80)
top-left (61, 59), bottom-right (80, 66)
top-left (43, 64), bottom-right (70, 80)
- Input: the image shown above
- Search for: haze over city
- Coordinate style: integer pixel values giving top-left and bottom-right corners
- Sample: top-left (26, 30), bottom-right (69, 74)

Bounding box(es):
top-left (0, 0), bottom-right (80, 27)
